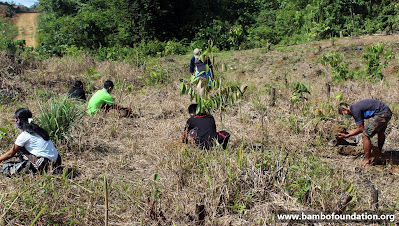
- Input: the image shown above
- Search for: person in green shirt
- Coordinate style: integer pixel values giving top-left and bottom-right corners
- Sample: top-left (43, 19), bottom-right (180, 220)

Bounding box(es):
top-left (87, 80), bottom-right (132, 116)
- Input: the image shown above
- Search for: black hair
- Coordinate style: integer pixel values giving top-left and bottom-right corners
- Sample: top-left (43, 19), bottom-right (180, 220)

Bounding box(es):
top-left (188, 104), bottom-right (198, 114)
top-left (104, 80), bottom-right (114, 89)
top-left (338, 102), bottom-right (349, 114)
top-left (74, 80), bottom-right (83, 88)
top-left (15, 108), bottom-right (50, 141)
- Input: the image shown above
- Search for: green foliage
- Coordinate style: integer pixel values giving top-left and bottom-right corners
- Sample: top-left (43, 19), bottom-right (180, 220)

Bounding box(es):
top-left (164, 40), bottom-right (189, 55)
top-left (180, 76), bottom-right (245, 114)
top-left (86, 65), bottom-right (103, 78)
top-left (38, 96), bottom-right (85, 142)
top-left (139, 67), bottom-right (168, 86)
top-left (0, 127), bottom-right (7, 140)
top-left (335, 93), bottom-right (344, 102)
top-left (320, 52), bottom-right (351, 81)
top-left (291, 81), bottom-right (310, 103)
top-left (152, 173), bottom-right (162, 201)
top-left (362, 43), bottom-right (395, 80)
top-left (34, 0), bottom-right (399, 56)
top-left (0, 18), bottom-right (18, 40)
top-left (285, 150), bottom-right (334, 206)
top-left (0, 17), bottom-right (33, 55)
top-left (321, 43), bottom-right (395, 81)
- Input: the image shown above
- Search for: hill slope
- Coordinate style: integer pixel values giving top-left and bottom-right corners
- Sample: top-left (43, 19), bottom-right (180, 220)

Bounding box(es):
top-left (1, 34), bottom-right (399, 224)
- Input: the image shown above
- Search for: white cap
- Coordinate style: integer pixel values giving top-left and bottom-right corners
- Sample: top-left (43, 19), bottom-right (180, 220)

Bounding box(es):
top-left (193, 48), bottom-right (200, 58)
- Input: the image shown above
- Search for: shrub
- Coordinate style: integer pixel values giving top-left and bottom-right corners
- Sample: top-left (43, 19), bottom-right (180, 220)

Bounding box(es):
top-left (139, 67), bottom-right (168, 86)
top-left (362, 43), bottom-right (395, 80)
top-left (38, 96), bottom-right (85, 143)
top-left (291, 81), bottom-right (310, 103)
top-left (320, 52), bottom-right (351, 81)
top-left (164, 40), bottom-right (190, 55)
top-left (0, 18), bottom-right (18, 40)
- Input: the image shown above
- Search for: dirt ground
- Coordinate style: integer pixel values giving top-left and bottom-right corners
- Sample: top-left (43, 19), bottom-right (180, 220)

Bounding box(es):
top-left (12, 12), bottom-right (38, 48)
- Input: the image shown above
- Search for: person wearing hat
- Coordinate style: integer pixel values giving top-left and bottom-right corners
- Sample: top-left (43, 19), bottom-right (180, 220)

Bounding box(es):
top-left (189, 48), bottom-right (215, 83)
top-left (68, 80), bottom-right (86, 101)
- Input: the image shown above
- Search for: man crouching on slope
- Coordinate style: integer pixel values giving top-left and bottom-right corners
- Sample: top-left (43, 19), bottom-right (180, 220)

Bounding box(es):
top-left (87, 80), bottom-right (132, 116)
top-left (338, 99), bottom-right (392, 166)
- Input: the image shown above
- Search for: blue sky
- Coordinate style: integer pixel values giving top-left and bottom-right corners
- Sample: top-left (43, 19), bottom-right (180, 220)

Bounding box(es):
top-left (6, 0), bottom-right (38, 7)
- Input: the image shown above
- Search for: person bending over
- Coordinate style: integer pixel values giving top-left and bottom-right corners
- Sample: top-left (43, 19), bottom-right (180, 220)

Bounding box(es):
top-left (338, 99), bottom-right (392, 166)
top-left (68, 80), bottom-right (86, 101)
top-left (87, 80), bottom-right (132, 116)
top-left (0, 108), bottom-right (61, 176)
top-left (182, 104), bottom-right (230, 150)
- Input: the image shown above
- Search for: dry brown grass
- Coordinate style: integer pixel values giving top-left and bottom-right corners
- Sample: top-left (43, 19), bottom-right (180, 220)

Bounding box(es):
top-left (1, 34), bottom-right (399, 225)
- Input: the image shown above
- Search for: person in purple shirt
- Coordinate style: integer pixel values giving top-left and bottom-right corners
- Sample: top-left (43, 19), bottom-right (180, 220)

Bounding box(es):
top-left (338, 99), bottom-right (392, 166)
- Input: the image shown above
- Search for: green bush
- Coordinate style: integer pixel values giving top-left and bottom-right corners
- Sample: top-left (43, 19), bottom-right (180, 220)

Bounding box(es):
top-left (0, 18), bottom-right (18, 40)
top-left (291, 81), bottom-right (311, 103)
top-left (320, 52), bottom-right (351, 82)
top-left (362, 43), bottom-right (395, 80)
top-left (92, 45), bottom-right (138, 62)
top-left (164, 40), bottom-right (190, 55)
top-left (139, 67), bottom-right (169, 86)
top-left (38, 96), bottom-right (85, 143)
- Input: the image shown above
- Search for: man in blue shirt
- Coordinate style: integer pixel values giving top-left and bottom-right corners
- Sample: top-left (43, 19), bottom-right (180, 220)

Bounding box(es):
top-left (338, 99), bottom-right (392, 166)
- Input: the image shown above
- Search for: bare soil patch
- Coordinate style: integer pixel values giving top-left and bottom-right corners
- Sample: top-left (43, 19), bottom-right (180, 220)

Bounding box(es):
top-left (12, 12), bottom-right (38, 48)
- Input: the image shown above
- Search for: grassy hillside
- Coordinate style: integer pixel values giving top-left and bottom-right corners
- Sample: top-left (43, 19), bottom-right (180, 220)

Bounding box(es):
top-left (1, 34), bottom-right (399, 225)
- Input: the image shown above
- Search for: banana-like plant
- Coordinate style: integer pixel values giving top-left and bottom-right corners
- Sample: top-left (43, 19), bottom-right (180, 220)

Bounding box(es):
top-left (180, 75), bottom-right (245, 114)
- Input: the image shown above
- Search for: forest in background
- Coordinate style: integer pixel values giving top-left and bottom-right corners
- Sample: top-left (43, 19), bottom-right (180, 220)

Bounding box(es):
top-left (35, 0), bottom-right (399, 56)
top-left (1, 0), bottom-right (398, 60)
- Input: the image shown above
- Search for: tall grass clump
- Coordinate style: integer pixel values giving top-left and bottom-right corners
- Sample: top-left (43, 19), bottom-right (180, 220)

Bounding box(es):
top-left (38, 96), bottom-right (85, 143)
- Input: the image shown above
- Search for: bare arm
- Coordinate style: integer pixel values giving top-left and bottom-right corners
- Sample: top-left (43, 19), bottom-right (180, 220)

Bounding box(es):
top-left (110, 104), bottom-right (131, 112)
top-left (101, 103), bottom-right (132, 113)
top-left (0, 144), bottom-right (22, 163)
top-left (338, 121), bottom-right (364, 138)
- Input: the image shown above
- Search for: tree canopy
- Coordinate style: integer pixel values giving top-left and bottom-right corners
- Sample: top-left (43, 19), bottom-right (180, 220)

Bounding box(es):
top-left (33, 0), bottom-right (399, 57)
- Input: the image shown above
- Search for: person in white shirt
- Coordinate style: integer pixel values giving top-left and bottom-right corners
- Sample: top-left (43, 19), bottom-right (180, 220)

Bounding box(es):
top-left (0, 108), bottom-right (61, 176)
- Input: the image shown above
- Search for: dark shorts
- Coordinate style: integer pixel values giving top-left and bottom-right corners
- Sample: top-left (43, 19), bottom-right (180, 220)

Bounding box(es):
top-left (363, 111), bottom-right (392, 138)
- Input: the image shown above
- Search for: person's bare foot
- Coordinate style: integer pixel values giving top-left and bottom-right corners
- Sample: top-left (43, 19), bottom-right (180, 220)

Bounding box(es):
top-left (362, 159), bottom-right (371, 166)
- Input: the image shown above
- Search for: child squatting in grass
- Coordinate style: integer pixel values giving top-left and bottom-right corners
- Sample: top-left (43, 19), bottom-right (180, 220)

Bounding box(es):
top-left (0, 108), bottom-right (62, 176)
